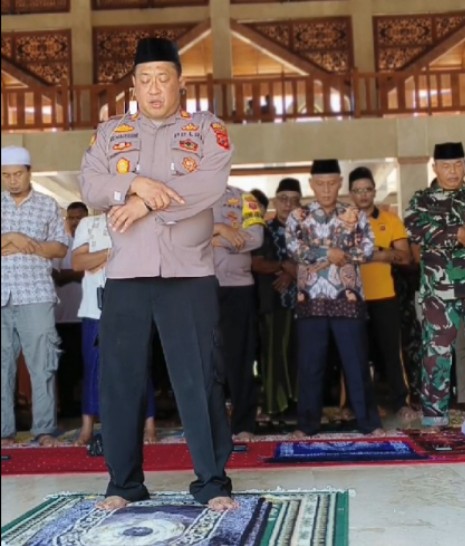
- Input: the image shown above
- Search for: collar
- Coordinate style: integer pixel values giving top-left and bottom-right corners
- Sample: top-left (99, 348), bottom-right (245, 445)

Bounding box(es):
top-left (371, 206), bottom-right (380, 219)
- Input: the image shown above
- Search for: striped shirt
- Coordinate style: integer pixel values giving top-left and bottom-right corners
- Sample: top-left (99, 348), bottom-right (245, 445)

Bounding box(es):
top-left (1, 190), bottom-right (68, 306)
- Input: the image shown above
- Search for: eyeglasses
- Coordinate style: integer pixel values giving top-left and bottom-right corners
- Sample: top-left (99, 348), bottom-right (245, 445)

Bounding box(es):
top-left (351, 188), bottom-right (375, 195)
top-left (276, 196), bottom-right (301, 206)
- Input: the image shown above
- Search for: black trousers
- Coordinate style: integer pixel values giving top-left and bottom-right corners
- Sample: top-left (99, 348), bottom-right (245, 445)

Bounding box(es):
top-left (56, 322), bottom-right (83, 417)
top-left (297, 316), bottom-right (381, 434)
top-left (367, 298), bottom-right (409, 411)
top-left (99, 276), bottom-right (233, 503)
top-left (218, 285), bottom-right (258, 434)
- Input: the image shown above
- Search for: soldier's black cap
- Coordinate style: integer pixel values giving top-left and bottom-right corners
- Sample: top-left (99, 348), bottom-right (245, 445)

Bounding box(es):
top-left (433, 142), bottom-right (464, 160)
top-left (348, 166), bottom-right (375, 190)
top-left (311, 159), bottom-right (341, 175)
top-left (134, 37), bottom-right (182, 73)
top-left (276, 177), bottom-right (302, 195)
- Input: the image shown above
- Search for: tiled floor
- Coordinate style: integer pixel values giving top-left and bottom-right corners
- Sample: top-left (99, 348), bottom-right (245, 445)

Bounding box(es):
top-left (2, 463), bottom-right (464, 545)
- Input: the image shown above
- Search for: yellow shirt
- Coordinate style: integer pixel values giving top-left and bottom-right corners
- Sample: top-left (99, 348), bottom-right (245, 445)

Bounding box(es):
top-left (361, 208), bottom-right (408, 300)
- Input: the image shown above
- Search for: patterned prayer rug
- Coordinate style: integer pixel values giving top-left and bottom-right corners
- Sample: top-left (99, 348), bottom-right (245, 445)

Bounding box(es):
top-left (404, 428), bottom-right (465, 461)
top-left (1, 490), bottom-right (349, 546)
top-left (266, 438), bottom-right (427, 464)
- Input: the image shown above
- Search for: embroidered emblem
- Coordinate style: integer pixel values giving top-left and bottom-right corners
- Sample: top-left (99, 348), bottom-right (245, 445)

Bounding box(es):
top-left (182, 123), bottom-right (199, 132)
top-left (242, 194), bottom-right (266, 228)
top-left (227, 211), bottom-right (240, 228)
top-left (182, 157), bottom-right (198, 173)
top-left (113, 124), bottom-right (135, 134)
top-left (180, 111), bottom-right (192, 119)
top-left (179, 139), bottom-right (199, 153)
top-left (226, 198), bottom-right (240, 207)
top-left (116, 158), bottom-right (130, 174)
top-left (112, 141), bottom-right (132, 152)
top-left (211, 122), bottom-right (230, 150)
top-left (130, 113), bottom-right (140, 121)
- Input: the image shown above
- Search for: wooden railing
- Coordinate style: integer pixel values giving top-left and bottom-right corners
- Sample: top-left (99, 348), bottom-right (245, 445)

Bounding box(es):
top-left (2, 68), bottom-right (464, 132)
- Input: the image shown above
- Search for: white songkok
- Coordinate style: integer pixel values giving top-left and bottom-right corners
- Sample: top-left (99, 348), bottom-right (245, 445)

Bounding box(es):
top-left (1, 146), bottom-right (31, 166)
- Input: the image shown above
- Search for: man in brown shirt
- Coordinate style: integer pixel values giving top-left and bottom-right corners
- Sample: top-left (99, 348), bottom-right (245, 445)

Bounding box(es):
top-left (80, 37), bottom-right (236, 511)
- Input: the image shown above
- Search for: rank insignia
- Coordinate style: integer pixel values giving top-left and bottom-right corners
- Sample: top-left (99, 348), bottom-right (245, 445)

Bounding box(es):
top-left (182, 157), bottom-right (198, 173)
top-left (226, 198), bottom-right (240, 207)
top-left (179, 139), bottom-right (199, 153)
top-left (113, 124), bottom-right (135, 134)
top-left (180, 111), bottom-right (192, 119)
top-left (211, 122), bottom-right (230, 150)
top-left (112, 141), bottom-right (132, 152)
top-left (182, 123), bottom-right (199, 132)
top-left (116, 158), bottom-right (130, 174)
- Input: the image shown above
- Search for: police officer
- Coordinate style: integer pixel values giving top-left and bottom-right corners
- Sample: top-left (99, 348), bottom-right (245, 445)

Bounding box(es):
top-left (80, 37), bottom-right (236, 511)
top-left (405, 142), bottom-right (465, 427)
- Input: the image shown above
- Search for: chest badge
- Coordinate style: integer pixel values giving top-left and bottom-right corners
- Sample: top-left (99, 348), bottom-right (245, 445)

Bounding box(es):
top-left (116, 158), bottom-right (131, 174)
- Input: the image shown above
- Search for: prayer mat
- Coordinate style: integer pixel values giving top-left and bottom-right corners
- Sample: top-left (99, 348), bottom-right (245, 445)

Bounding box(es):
top-left (1, 490), bottom-right (349, 546)
top-left (404, 428), bottom-right (465, 461)
top-left (266, 438), bottom-right (427, 464)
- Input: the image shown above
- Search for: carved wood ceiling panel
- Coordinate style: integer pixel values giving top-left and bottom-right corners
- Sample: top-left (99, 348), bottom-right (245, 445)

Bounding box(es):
top-left (374, 12), bottom-right (465, 71)
top-left (94, 24), bottom-right (197, 83)
top-left (92, 0), bottom-right (206, 7)
top-left (245, 18), bottom-right (353, 73)
top-left (1, 30), bottom-right (72, 84)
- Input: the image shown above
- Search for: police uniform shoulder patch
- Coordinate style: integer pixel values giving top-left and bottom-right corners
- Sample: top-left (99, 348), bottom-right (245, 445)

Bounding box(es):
top-left (211, 122), bottom-right (230, 150)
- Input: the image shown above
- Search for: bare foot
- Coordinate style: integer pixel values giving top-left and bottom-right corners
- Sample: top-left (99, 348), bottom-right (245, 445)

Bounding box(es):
top-left (207, 496), bottom-right (239, 511)
top-left (144, 418), bottom-right (157, 444)
top-left (1, 437), bottom-right (15, 447)
top-left (232, 431), bottom-right (254, 442)
top-left (339, 407), bottom-right (355, 421)
top-left (75, 415), bottom-right (95, 446)
top-left (289, 429), bottom-right (308, 440)
top-left (368, 428), bottom-right (386, 437)
top-left (37, 434), bottom-right (60, 447)
top-left (396, 406), bottom-right (419, 424)
top-left (96, 496), bottom-right (130, 510)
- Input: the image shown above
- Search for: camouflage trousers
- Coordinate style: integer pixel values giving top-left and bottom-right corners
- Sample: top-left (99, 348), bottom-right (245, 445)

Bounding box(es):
top-left (421, 296), bottom-right (465, 426)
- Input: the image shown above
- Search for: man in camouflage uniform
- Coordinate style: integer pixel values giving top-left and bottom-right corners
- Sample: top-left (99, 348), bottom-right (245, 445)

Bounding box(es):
top-left (404, 142), bottom-right (465, 427)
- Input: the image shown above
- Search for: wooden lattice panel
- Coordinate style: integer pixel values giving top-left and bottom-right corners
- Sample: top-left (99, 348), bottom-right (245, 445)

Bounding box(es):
top-left (1, 0), bottom-right (69, 14)
top-left (245, 18), bottom-right (353, 73)
top-left (94, 24), bottom-right (196, 83)
top-left (1, 30), bottom-right (72, 84)
top-left (374, 12), bottom-right (465, 71)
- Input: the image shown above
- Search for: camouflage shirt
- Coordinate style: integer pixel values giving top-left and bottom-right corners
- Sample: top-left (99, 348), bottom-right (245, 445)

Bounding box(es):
top-left (404, 181), bottom-right (465, 301)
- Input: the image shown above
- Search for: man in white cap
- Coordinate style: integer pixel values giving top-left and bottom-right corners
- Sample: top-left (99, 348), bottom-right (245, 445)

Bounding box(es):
top-left (1, 145), bottom-right (68, 447)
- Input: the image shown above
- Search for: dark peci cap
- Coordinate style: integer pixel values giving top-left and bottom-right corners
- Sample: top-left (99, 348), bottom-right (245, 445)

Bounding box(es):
top-left (433, 142), bottom-right (464, 160)
top-left (134, 37), bottom-right (182, 73)
top-left (250, 189), bottom-right (269, 210)
top-left (276, 177), bottom-right (302, 195)
top-left (348, 166), bottom-right (375, 190)
top-left (311, 159), bottom-right (341, 175)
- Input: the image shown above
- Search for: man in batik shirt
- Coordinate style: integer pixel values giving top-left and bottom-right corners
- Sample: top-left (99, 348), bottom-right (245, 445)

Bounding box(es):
top-left (404, 141), bottom-right (465, 427)
top-left (285, 159), bottom-right (383, 436)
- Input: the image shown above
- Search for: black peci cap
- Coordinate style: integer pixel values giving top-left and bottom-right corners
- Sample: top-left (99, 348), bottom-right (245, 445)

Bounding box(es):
top-left (134, 37), bottom-right (182, 73)
top-left (348, 166), bottom-right (375, 190)
top-left (311, 159), bottom-right (341, 175)
top-left (433, 142), bottom-right (464, 160)
top-left (276, 177), bottom-right (302, 195)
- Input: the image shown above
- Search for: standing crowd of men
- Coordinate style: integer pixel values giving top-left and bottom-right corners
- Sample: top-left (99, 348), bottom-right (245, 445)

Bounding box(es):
top-left (1, 36), bottom-right (463, 511)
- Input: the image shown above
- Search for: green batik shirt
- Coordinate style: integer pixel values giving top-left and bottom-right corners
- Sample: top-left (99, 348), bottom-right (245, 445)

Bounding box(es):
top-left (404, 181), bottom-right (465, 302)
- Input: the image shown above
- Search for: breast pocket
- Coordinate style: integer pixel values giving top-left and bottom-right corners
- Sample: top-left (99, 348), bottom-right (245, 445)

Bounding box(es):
top-left (171, 135), bottom-right (203, 175)
top-left (108, 138), bottom-right (141, 175)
